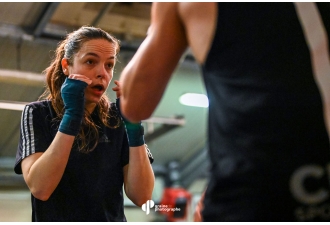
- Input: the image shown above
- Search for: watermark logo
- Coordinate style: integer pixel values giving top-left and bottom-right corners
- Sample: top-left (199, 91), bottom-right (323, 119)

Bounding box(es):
top-left (155, 204), bottom-right (181, 213)
top-left (142, 200), bottom-right (155, 215)
top-left (142, 200), bottom-right (181, 215)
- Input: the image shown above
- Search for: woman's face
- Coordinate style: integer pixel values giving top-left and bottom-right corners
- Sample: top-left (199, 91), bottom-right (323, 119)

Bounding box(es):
top-left (63, 39), bottom-right (117, 110)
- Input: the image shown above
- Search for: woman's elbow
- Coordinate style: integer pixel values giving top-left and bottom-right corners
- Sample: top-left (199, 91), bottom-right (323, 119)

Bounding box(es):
top-left (30, 187), bottom-right (51, 201)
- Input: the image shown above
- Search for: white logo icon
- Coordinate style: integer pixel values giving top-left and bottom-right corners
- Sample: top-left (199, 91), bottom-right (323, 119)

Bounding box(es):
top-left (141, 200), bottom-right (154, 215)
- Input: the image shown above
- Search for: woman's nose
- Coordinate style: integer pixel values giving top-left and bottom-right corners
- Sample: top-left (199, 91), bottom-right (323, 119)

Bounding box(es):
top-left (96, 73), bottom-right (104, 79)
top-left (96, 66), bottom-right (107, 79)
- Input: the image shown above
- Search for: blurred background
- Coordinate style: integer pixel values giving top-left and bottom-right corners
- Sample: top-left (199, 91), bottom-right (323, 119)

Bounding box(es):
top-left (0, 2), bottom-right (209, 222)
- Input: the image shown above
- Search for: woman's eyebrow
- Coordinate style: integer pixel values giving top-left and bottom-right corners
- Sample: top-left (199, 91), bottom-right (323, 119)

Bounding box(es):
top-left (84, 52), bottom-right (116, 60)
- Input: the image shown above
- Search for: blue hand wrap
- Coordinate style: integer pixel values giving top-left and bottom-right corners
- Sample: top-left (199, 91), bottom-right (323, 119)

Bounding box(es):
top-left (116, 98), bottom-right (145, 147)
top-left (59, 78), bottom-right (87, 136)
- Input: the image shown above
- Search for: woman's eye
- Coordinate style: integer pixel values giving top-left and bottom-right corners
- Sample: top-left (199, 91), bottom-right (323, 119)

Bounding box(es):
top-left (86, 60), bottom-right (94, 65)
top-left (107, 64), bottom-right (113, 69)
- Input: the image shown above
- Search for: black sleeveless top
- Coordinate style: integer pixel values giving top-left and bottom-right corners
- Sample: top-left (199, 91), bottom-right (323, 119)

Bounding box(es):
top-left (202, 3), bottom-right (330, 221)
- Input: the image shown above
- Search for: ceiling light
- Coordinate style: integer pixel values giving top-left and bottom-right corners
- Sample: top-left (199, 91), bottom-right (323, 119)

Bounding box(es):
top-left (179, 93), bottom-right (209, 108)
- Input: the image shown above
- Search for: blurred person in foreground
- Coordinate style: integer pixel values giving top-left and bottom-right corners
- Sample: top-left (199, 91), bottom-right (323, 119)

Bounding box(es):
top-left (119, 2), bottom-right (330, 221)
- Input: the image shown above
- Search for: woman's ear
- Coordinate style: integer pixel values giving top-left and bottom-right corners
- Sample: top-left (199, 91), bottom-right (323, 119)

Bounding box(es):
top-left (61, 58), bottom-right (69, 76)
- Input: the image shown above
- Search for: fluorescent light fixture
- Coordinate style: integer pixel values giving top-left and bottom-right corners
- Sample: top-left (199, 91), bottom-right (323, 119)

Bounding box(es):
top-left (179, 93), bottom-right (209, 108)
top-left (0, 101), bottom-right (27, 111)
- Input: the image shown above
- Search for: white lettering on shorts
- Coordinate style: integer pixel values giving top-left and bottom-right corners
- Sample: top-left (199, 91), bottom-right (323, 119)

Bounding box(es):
top-left (290, 163), bottom-right (330, 221)
top-left (290, 165), bottom-right (328, 205)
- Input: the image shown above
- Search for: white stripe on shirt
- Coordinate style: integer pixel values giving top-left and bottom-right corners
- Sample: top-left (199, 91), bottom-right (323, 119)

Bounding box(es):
top-left (21, 105), bottom-right (35, 159)
top-left (21, 106), bottom-right (28, 159)
top-left (29, 106), bottom-right (35, 154)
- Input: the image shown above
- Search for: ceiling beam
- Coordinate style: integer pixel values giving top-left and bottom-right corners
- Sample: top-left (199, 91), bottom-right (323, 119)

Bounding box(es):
top-left (91, 2), bottom-right (116, 27)
top-left (0, 69), bottom-right (44, 86)
top-left (33, 2), bottom-right (60, 37)
top-left (0, 98), bottom-right (186, 138)
top-left (0, 101), bottom-right (28, 111)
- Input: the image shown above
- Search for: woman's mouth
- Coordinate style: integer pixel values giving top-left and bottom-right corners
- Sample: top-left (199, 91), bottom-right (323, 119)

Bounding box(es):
top-left (90, 84), bottom-right (105, 96)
